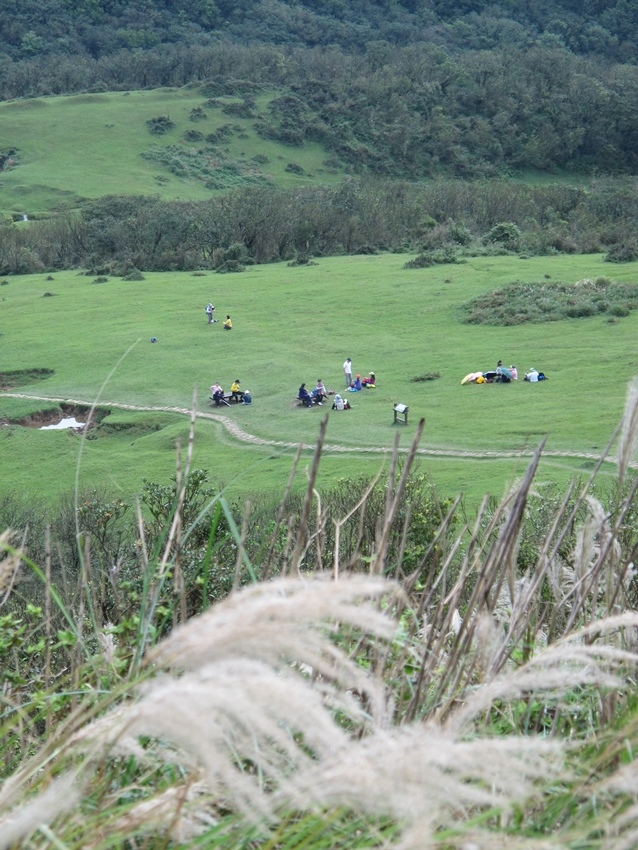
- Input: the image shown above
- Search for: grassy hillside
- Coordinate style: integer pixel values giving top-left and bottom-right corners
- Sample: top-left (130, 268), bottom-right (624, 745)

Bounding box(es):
top-left (2, 252), bottom-right (638, 505)
top-left (0, 86), bottom-right (345, 218)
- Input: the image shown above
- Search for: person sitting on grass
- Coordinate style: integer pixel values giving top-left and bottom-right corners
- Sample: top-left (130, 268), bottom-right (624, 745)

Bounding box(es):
top-left (332, 393), bottom-right (351, 410)
top-left (298, 383), bottom-right (314, 407)
top-left (312, 379), bottom-right (328, 404)
top-left (349, 374), bottom-right (362, 392)
top-left (361, 371), bottom-right (376, 387)
top-left (223, 315), bottom-right (232, 330)
top-left (230, 379), bottom-right (243, 402)
top-left (210, 382), bottom-right (224, 407)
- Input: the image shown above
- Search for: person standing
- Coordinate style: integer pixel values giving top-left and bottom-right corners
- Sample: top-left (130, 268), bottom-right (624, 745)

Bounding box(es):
top-left (205, 303), bottom-right (215, 323)
top-left (343, 357), bottom-right (353, 388)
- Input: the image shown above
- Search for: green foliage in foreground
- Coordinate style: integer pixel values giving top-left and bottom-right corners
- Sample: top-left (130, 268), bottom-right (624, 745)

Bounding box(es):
top-left (3, 406), bottom-right (638, 849)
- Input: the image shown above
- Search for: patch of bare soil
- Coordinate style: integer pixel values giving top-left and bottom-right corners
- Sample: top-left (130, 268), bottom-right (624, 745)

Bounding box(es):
top-left (1, 403), bottom-right (110, 431)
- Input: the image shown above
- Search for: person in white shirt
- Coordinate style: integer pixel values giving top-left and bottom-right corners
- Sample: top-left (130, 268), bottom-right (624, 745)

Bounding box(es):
top-left (343, 357), bottom-right (353, 388)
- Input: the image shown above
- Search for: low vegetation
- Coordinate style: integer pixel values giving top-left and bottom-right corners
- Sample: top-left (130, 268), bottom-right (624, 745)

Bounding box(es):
top-left (3, 391), bottom-right (638, 849)
top-left (461, 276), bottom-right (638, 326)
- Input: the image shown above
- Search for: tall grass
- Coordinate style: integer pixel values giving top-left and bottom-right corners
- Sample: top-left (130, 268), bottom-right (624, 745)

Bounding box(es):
top-left (3, 385), bottom-right (638, 848)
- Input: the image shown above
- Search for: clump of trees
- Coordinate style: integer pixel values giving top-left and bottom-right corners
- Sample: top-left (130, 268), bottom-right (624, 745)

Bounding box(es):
top-left (2, 178), bottom-right (638, 275)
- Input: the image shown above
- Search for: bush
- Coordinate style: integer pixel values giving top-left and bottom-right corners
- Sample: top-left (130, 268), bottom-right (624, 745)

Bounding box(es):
top-left (146, 115), bottom-right (175, 135)
top-left (609, 304), bottom-right (630, 317)
top-left (411, 372), bottom-right (441, 382)
top-left (461, 277), bottom-right (638, 325)
top-left (604, 242), bottom-right (638, 263)
top-left (485, 222), bottom-right (522, 249)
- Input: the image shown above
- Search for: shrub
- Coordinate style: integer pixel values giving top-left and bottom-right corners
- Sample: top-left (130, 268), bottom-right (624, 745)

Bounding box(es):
top-left (285, 162), bottom-right (304, 174)
top-left (145, 115), bottom-right (175, 135)
top-left (605, 242), bottom-right (638, 263)
top-left (460, 277), bottom-right (638, 325)
top-left (189, 107), bottom-right (207, 122)
top-left (404, 254), bottom-right (434, 269)
top-left (405, 248), bottom-right (464, 269)
top-left (183, 130), bottom-right (204, 142)
top-left (411, 372), bottom-right (441, 382)
top-left (609, 304), bottom-right (630, 317)
top-left (221, 99), bottom-right (256, 118)
top-left (485, 222), bottom-right (522, 249)
top-left (213, 243), bottom-right (248, 273)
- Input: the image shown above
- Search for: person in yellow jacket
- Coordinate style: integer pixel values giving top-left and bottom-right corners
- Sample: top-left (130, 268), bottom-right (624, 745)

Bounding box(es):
top-left (230, 379), bottom-right (243, 402)
top-left (223, 315), bottom-right (232, 330)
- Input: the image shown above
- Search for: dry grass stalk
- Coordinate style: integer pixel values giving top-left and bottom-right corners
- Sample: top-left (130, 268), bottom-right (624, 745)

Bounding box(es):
top-left (0, 530), bottom-right (23, 606)
top-left (289, 415), bottom-right (328, 574)
top-left (0, 775), bottom-right (80, 850)
top-left (371, 418), bottom-right (425, 575)
top-left (68, 577), bottom-right (397, 818)
top-left (288, 725), bottom-right (563, 850)
top-left (262, 443), bottom-right (303, 581)
top-left (617, 377), bottom-right (638, 489)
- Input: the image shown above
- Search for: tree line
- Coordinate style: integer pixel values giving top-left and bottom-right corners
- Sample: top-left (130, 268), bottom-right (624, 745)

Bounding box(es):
top-left (2, 39), bottom-right (638, 178)
top-left (3, 177), bottom-right (638, 275)
top-left (2, 0), bottom-right (638, 63)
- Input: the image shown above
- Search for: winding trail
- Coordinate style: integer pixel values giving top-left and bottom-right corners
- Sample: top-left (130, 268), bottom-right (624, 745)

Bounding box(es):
top-left (1, 392), bottom-right (632, 469)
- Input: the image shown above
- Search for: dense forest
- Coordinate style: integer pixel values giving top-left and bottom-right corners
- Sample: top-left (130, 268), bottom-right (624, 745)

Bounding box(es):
top-left (2, 1), bottom-right (638, 178)
top-left (2, 0), bottom-right (638, 61)
top-left (3, 1), bottom-right (638, 271)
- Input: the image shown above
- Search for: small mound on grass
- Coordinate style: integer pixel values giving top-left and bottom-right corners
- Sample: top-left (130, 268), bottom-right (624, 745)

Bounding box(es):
top-left (411, 372), bottom-right (441, 382)
top-left (460, 277), bottom-right (638, 326)
top-left (0, 368), bottom-right (54, 389)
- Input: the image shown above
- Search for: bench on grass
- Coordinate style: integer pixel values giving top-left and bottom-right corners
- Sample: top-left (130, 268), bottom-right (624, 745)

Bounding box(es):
top-left (295, 395), bottom-right (317, 407)
top-left (210, 391), bottom-right (238, 407)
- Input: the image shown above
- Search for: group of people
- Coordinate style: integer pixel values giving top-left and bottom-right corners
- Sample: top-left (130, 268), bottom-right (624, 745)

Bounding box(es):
top-left (297, 361), bottom-right (376, 409)
top-left (463, 361), bottom-right (547, 385)
top-left (298, 379), bottom-right (328, 407)
top-left (205, 303), bottom-right (233, 330)
top-left (343, 358), bottom-right (376, 391)
top-left (210, 379), bottom-right (252, 407)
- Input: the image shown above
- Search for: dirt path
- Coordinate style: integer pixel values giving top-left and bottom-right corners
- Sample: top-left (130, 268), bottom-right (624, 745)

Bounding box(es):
top-left (1, 392), bottom-right (631, 468)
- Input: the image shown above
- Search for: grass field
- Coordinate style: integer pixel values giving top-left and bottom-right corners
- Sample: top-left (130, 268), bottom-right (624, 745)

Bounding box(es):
top-left (0, 87), bottom-right (344, 217)
top-left (2, 251), bottom-right (638, 506)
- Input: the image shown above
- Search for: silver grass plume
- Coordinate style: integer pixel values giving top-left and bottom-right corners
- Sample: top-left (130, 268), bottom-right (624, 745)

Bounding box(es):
top-left (617, 377), bottom-right (638, 487)
top-left (287, 725), bottom-right (562, 850)
top-left (74, 576), bottom-right (398, 817)
top-left (449, 613), bottom-right (638, 733)
top-left (0, 776), bottom-right (80, 850)
top-left (0, 531), bottom-right (22, 605)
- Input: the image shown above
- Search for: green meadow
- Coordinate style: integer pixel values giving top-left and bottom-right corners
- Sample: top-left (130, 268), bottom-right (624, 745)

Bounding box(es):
top-left (2, 252), bottom-right (638, 505)
top-left (0, 87), bottom-right (343, 217)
